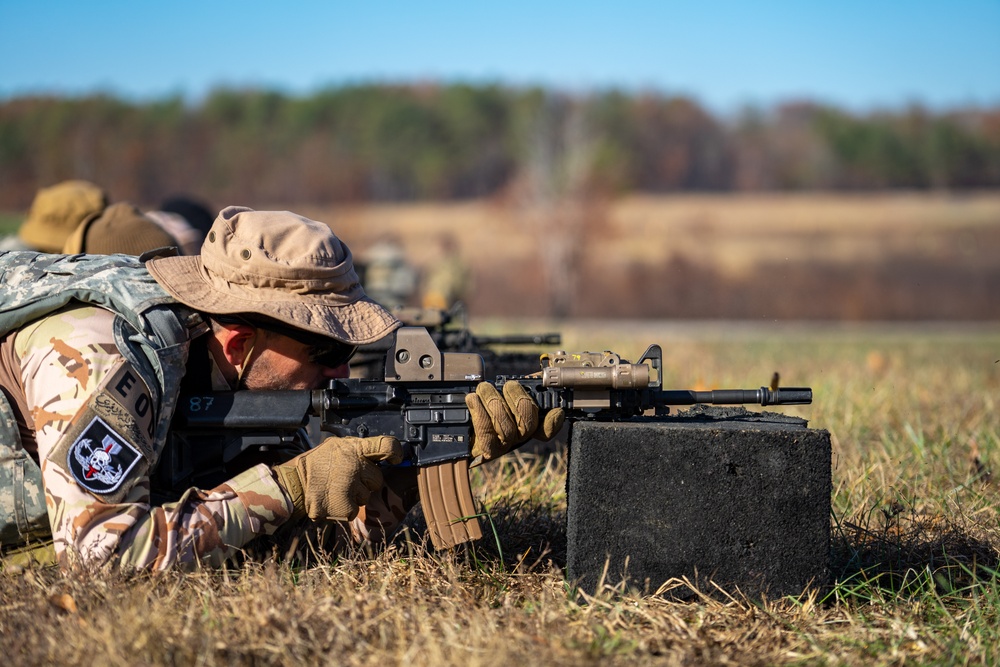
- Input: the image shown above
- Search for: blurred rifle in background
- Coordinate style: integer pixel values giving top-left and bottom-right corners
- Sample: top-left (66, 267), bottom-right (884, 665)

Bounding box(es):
top-left (350, 302), bottom-right (560, 380)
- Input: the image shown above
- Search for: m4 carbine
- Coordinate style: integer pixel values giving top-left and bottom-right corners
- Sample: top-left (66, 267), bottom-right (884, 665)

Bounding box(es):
top-left (162, 327), bottom-right (812, 550)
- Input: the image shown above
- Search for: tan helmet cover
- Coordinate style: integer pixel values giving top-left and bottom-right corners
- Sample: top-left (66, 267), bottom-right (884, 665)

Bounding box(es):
top-left (19, 180), bottom-right (108, 252)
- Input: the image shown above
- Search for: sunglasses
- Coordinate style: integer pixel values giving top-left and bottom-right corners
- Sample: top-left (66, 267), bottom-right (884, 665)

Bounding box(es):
top-left (214, 314), bottom-right (358, 369)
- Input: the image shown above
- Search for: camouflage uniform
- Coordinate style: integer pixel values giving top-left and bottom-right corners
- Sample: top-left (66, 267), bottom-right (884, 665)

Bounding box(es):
top-left (0, 251), bottom-right (412, 570)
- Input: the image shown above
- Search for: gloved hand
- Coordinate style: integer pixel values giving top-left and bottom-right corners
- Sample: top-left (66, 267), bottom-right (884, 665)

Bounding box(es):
top-left (273, 435), bottom-right (403, 522)
top-left (465, 381), bottom-right (566, 461)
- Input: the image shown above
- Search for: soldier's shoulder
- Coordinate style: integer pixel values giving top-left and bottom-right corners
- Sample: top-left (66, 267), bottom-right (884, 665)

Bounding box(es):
top-left (15, 305), bottom-right (117, 357)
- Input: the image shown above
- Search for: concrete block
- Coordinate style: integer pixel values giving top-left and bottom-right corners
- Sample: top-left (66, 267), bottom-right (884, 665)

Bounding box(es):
top-left (566, 407), bottom-right (831, 598)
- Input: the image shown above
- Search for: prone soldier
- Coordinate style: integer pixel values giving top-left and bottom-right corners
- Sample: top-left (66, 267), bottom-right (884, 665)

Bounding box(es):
top-left (0, 206), bottom-right (564, 570)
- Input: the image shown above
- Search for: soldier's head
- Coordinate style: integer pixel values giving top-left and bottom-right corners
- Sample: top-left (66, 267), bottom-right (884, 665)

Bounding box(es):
top-left (19, 180), bottom-right (109, 252)
top-left (146, 206), bottom-right (400, 390)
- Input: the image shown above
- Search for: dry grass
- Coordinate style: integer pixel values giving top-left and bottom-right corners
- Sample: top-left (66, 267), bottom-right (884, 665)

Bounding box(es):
top-left (4, 321), bottom-right (1000, 665)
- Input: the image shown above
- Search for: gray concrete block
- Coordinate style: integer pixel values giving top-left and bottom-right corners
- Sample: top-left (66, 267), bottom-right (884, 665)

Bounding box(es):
top-left (566, 407), bottom-right (831, 598)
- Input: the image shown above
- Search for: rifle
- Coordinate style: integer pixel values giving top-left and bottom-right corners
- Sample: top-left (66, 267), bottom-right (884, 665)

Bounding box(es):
top-left (158, 327), bottom-right (812, 550)
top-left (350, 302), bottom-right (560, 380)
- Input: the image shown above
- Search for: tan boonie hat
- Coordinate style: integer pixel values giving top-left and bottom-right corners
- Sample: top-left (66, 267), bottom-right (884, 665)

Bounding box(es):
top-left (62, 202), bottom-right (178, 255)
top-left (146, 206), bottom-right (400, 345)
top-left (19, 180), bottom-right (109, 252)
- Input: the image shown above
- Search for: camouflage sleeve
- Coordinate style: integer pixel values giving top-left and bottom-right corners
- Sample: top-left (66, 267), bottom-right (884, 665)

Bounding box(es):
top-left (17, 305), bottom-right (293, 570)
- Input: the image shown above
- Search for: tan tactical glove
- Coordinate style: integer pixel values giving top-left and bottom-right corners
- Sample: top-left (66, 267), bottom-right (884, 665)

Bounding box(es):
top-left (465, 381), bottom-right (566, 461)
top-left (273, 435), bottom-right (403, 522)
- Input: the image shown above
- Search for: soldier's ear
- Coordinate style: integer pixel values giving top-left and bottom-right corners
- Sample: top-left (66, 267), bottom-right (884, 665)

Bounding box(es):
top-left (217, 323), bottom-right (257, 367)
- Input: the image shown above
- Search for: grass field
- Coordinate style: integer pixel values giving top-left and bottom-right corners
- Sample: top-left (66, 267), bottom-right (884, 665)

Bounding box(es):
top-left (311, 192), bottom-right (1000, 271)
top-left (306, 192), bottom-right (1000, 319)
top-left (3, 320), bottom-right (999, 665)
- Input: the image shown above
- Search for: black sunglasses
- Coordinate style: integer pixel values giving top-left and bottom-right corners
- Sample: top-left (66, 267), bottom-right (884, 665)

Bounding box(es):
top-left (214, 314), bottom-right (357, 368)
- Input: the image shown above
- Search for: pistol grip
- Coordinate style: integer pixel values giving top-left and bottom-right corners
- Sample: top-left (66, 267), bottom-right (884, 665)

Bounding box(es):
top-left (417, 459), bottom-right (483, 549)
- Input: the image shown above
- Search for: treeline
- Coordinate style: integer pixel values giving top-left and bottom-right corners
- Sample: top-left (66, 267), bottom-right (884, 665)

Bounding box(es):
top-left (1, 84), bottom-right (999, 208)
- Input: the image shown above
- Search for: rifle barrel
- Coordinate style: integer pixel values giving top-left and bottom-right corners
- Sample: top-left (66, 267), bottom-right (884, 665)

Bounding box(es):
top-left (657, 387), bottom-right (812, 406)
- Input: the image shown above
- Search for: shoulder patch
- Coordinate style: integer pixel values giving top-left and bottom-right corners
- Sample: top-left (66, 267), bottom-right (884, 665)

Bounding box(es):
top-left (47, 358), bottom-right (156, 503)
top-left (66, 416), bottom-right (142, 494)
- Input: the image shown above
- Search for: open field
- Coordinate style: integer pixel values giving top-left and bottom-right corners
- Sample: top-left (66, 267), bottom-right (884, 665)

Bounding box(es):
top-left (3, 321), bottom-right (1000, 665)
top-left (296, 191), bottom-right (1000, 320)
top-left (320, 192), bottom-right (1000, 274)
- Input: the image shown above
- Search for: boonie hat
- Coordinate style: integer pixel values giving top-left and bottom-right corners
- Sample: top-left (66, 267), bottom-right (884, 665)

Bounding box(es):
top-left (19, 180), bottom-right (108, 252)
top-left (146, 206), bottom-right (400, 345)
top-left (63, 202), bottom-right (178, 255)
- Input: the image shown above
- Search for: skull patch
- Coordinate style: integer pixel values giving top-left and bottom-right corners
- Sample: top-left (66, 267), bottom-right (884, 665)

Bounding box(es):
top-left (67, 416), bottom-right (142, 495)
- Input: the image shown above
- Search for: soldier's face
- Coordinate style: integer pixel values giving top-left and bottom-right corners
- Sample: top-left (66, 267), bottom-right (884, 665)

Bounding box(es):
top-left (240, 332), bottom-right (350, 390)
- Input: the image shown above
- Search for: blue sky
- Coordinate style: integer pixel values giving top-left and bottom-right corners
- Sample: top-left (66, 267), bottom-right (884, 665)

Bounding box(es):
top-left (1, 1), bottom-right (998, 114)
